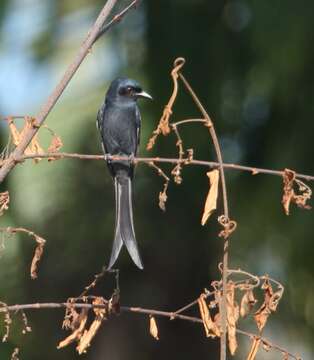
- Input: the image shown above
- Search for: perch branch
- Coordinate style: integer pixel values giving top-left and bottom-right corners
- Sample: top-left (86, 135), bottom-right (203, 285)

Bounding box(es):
top-left (13, 152), bottom-right (314, 181)
top-left (0, 302), bottom-right (300, 359)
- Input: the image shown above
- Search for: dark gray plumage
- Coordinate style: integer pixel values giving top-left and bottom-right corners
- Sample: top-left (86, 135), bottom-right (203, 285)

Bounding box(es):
top-left (97, 78), bottom-right (152, 269)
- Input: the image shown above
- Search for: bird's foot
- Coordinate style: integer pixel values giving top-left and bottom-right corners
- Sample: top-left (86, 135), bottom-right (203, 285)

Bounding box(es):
top-left (128, 153), bottom-right (136, 165)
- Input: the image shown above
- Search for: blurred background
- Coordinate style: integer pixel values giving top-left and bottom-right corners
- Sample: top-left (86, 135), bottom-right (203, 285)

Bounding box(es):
top-left (0, 0), bottom-right (313, 359)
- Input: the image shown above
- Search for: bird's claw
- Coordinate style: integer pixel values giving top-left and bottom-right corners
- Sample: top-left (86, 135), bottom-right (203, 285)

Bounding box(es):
top-left (128, 153), bottom-right (135, 164)
top-left (105, 153), bottom-right (113, 162)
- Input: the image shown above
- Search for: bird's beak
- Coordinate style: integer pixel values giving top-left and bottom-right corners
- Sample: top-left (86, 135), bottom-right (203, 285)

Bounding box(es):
top-left (137, 91), bottom-right (153, 100)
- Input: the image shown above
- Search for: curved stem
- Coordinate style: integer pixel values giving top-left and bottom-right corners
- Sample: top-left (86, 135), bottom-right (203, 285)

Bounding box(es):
top-left (178, 72), bottom-right (229, 360)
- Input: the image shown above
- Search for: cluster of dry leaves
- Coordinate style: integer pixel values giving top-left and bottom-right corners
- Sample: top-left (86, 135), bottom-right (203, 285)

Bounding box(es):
top-left (58, 284), bottom-right (120, 354)
top-left (282, 168), bottom-right (312, 215)
top-left (143, 58), bottom-right (306, 360)
top-left (1, 116), bottom-right (63, 165)
top-left (1, 301), bottom-right (32, 360)
top-left (0, 116), bottom-right (65, 280)
top-left (197, 275), bottom-right (286, 359)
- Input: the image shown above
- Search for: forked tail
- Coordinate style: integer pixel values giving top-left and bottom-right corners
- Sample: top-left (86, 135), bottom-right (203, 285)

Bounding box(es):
top-left (107, 174), bottom-right (143, 269)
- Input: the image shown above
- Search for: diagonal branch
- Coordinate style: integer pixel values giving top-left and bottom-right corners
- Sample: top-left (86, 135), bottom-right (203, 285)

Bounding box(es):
top-left (0, 0), bottom-right (140, 184)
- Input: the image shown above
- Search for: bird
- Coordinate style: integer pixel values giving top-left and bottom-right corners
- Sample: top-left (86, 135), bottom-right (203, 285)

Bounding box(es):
top-left (97, 78), bottom-right (152, 270)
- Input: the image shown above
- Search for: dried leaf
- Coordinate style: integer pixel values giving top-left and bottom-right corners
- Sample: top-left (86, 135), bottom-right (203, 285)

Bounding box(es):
top-left (246, 338), bottom-right (261, 360)
top-left (8, 120), bottom-right (22, 146)
top-left (21, 310), bottom-right (32, 334)
top-left (198, 293), bottom-right (220, 338)
top-left (262, 340), bottom-right (271, 352)
top-left (226, 282), bottom-right (239, 355)
top-left (76, 297), bottom-right (107, 354)
top-left (254, 278), bottom-right (283, 331)
top-left (149, 315), bottom-right (159, 340)
top-left (30, 235), bottom-right (46, 279)
top-left (0, 301), bottom-right (12, 342)
top-left (8, 117), bottom-right (44, 162)
top-left (201, 170), bottom-right (219, 225)
top-left (57, 308), bottom-right (88, 349)
top-left (0, 191), bottom-right (9, 216)
top-left (77, 298), bottom-right (106, 353)
top-left (159, 182), bottom-right (169, 211)
top-left (240, 289), bottom-right (257, 317)
top-left (282, 168), bottom-right (312, 215)
top-left (48, 135), bottom-right (63, 161)
top-left (10, 348), bottom-right (19, 360)
top-left (108, 290), bottom-right (120, 315)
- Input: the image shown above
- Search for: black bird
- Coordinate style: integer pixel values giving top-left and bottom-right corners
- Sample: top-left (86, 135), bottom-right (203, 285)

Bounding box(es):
top-left (97, 78), bottom-right (152, 270)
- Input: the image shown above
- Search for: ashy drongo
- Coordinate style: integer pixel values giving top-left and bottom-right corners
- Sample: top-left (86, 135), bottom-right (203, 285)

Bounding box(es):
top-left (97, 78), bottom-right (152, 269)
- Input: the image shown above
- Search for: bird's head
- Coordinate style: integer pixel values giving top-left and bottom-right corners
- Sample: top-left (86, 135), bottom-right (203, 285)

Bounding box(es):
top-left (107, 78), bottom-right (152, 104)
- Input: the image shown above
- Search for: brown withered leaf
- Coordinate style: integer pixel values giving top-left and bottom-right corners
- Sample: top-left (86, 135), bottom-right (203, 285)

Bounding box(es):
top-left (0, 191), bottom-right (9, 216)
top-left (8, 117), bottom-right (44, 162)
top-left (30, 235), bottom-right (46, 279)
top-left (240, 289), bottom-right (257, 318)
top-left (10, 348), bottom-right (19, 360)
top-left (149, 315), bottom-right (159, 340)
top-left (226, 282), bottom-right (239, 355)
top-left (246, 338), bottom-right (261, 360)
top-left (159, 182), bottom-right (168, 211)
top-left (108, 290), bottom-right (120, 315)
top-left (262, 340), bottom-right (271, 352)
top-left (254, 278), bottom-right (283, 331)
top-left (201, 170), bottom-right (219, 226)
top-left (20, 310), bottom-right (32, 334)
top-left (48, 135), bottom-right (63, 161)
top-left (0, 301), bottom-right (12, 342)
top-left (282, 168), bottom-right (312, 215)
top-left (198, 293), bottom-right (220, 338)
top-left (57, 308), bottom-right (88, 349)
top-left (8, 120), bottom-right (23, 147)
top-left (76, 297), bottom-right (107, 354)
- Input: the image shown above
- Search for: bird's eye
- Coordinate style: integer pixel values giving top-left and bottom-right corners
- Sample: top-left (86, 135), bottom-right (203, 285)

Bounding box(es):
top-left (118, 86), bottom-right (135, 96)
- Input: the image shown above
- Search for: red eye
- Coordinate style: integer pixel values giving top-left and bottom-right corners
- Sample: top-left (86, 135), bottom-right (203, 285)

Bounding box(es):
top-left (118, 86), bottom-right (134, 96)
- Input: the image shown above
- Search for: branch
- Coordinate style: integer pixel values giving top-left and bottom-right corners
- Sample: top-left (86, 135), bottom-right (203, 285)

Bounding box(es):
top-left (0, 302), bottom-right (300, 359)
top-left (13, 152), bottom-right (314, 181)
top-left (175, 60), bottom-right (230, 360)
top-left (0, 0), bottom-right (140, 184)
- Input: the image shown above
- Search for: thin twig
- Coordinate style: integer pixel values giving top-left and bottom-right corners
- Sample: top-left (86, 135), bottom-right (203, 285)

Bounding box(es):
top-left (94, 0), bottom-right (140, 43)
top-left (12, 152), bottom-right (314, 181)
top-left (0, 0), bottom-right (140, 184)
top-left (0, 302), bottom-right (300, 359)
top-left (171, 118), bottom-right (207, 126)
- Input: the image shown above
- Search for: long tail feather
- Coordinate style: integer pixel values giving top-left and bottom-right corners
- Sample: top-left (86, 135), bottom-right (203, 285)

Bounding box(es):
top-left (108, 175), bottom-right (143, 269)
